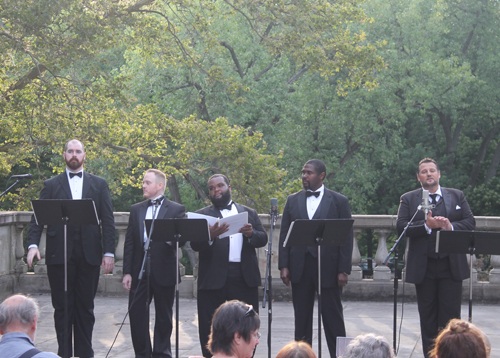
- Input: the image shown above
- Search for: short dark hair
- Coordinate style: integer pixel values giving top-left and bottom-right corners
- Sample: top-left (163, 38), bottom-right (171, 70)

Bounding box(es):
top-left (418, 158), bottom-right (439, 173)
top-left (208, 174), bottom-right (230, 186)
top-left (207, 300), bottom-right (260, 356)
top-left (305, 159), bottom-right (326, 176)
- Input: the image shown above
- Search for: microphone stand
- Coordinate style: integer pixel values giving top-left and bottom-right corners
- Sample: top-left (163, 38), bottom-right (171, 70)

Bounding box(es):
top-left (262, 206), bottom-right (277, 358)
top-left (384, 206), bottom-right (420, 353)
top-left (137, 201), bottom-right (160, 358)
top-left (0, 179), bottom-right (22, 199)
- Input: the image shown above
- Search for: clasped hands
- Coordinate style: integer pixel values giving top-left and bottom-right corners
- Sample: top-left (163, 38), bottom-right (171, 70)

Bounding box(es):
top-left (426, 210), bottom-right (452, 231)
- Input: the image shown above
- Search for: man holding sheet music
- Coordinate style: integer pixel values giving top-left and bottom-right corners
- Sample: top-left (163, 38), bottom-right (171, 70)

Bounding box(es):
top-left (278, 159), bottom-right (353, 358)
top-left (396, 158), bottom-right (475, 358)
top-left (26, 139), bottom-right (116, 358)
top-left (191, 174), bottom-right (268, 358)
top-left (122, 169), bottom-right (185, 358)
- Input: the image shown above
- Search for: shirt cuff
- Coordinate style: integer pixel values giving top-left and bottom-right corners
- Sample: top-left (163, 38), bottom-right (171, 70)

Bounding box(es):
top-left (28, 244), bottom-right (38, 250)
top-left (104, 253), bottom-right (114, 257)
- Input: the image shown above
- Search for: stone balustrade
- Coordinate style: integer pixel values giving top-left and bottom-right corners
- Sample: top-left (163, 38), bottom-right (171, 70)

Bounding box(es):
top-left (2, 212), bottom-right (500, 302)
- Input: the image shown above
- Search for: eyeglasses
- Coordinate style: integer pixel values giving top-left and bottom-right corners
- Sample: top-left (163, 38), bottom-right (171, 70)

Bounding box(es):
top-left (244, 304), bottom-right (255, 317)
top-left (253, 331), bottom-right (261, 340)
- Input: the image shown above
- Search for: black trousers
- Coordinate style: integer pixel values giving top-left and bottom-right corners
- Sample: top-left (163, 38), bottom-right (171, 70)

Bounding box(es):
top-left (197, 263), bottom-right (259, 358)
top-left (415, 257), bottom-right (462, 358)
top-left (47, 238), bottom-right (100, 358)
top-left (291, 253), bottom-right (345, 357)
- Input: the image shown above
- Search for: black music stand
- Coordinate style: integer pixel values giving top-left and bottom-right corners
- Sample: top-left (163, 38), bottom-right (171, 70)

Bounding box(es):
top-left (283, 219), bottom-right (354, 358)
top-left (145, 218), bottom-right (210, 358)
top-left (436, 230), bottom-right (500, 322)
top-left (31, 199), bottom-right (98, 358)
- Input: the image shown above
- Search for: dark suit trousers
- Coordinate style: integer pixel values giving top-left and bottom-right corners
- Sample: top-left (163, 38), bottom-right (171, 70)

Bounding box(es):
top-left (415, 257), bottom-right (462, 358)
top-left (197, 263), bottom-right (259, 358)
top-left (291, 253), bottom-right (345, 357)
top-left (129, 271), bottom-right (175, 358)
top-left (47, 237), bottom-right (100, 358)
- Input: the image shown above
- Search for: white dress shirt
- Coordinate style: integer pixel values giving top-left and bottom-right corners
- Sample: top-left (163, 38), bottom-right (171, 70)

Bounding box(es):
top-left (306, 185), bottom-right (325, 219)
top-left (219, 201), bottom-right (244, 262)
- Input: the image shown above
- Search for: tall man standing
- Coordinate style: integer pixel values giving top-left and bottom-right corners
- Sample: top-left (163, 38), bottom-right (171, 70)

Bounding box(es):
top-left (26, 139), bottom-right (116, 358)
top-left (191, 174), bottom-right (267, 358)
top-left (397, 158), bottom-right (475, 358)
top-left (122, 169), bottom-right (185, 358)
top-left (278, 159), bottom-right (353, 357)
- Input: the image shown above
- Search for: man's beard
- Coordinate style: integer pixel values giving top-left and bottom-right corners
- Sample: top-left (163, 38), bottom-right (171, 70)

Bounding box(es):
top-left (66, 158), bottom-right (83, 170)
top-left (210, 190), bottom-right (231, 208)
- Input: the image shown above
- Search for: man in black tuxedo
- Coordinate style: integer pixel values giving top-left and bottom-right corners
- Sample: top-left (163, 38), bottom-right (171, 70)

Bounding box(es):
top-left (27, 139), bottom-right (116, 358)
top-left (191, 174), bottom-right (267, 358)
top-left (122, 169), bottom-right (185, 358)
top-left (397, 158), bottom-right (475, 358)
top-left (278, 159), bottom-right (353, 357)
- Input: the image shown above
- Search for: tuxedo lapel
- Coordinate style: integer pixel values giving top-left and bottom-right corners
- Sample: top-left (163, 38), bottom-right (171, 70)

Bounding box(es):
top-left (57, 172), bottom-right (73, 199)
top-left (315, 190), bottom-right (333, 219)
top-left (208, 205), bottom-right (222, 218)
top-left (82, 172), bottom-right (92, 198)
top-left (158, 199), bottom-right (170, 219)
top-left (298, 191), bottom-right (308, 219)
top-left (442, 188), bottom-right (453, 216)
top-left (138, 201), bottom-right (148, 246)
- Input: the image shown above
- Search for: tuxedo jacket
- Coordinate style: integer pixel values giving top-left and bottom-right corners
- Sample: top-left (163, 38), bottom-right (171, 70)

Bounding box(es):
top-left (123, 199), bottom-right (186, 287)
top-left (397, 187), bottom-right (476, 284)
top-left (27, 172), bottom-right (116, 266)
top-left (190, 203), bottom-right (268, 290)
top-left (278, 188), bottom-right (354, 288)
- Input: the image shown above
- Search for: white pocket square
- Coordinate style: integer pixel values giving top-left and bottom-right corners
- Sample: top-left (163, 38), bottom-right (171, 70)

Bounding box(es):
top-left (456, 205), bottom-right (461, 210)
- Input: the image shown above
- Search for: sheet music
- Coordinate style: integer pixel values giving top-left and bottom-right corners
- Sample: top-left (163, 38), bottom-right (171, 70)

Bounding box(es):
top-left (187, 211), bottom-right (248, 237)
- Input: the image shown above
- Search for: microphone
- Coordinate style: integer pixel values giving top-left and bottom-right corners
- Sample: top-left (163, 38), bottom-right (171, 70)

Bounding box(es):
top-left (420, 189), bottom-right (435, 220)
top-left (10, 173), bottom-right (33, 179)
top-left (270, 198), bottom-right (278, 224)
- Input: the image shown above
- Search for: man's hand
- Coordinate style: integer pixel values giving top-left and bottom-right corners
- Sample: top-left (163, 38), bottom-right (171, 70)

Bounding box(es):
top-left (280, 267), bottom-right (290, 287)
top-left (338, 272), bottom-right (349, 287)
top-left (101, 256), bottom-right (114, 274)
top-left (27, 247), bottom-right (40, 268)
top-left (209, 222), bottom-right (230, 241)
top-left (122, 274), bottom-right (132, 291)
top-left (426, 211), bottom-right (453, 231)
top-left (239, 223), bottom-right (253, 238)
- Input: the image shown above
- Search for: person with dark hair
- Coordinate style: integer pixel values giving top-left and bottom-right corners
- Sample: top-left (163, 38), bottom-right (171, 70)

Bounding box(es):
top-left (275, 341), bottom-right (317, 358)
top-left (207, 300), bottom-right (260, 358)
top-left (122, 169), bottom-right (186, 358)
top-left (0, 294), bottom-right (59, 358)
top-left (429, 319), bottom-right (490, 358)
top-left (278, 159), bottom-right (353, 357)
top-left (341, 333), bottom-right (395, 358)
top-left (191, 174), bottom-right (268, 357)
top-left (397, 158), bottom-right (475, 358)
top-left (26, 139), bottom-right (116, 358)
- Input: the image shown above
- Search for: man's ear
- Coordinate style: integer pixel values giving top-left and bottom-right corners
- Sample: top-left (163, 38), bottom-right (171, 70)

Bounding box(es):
top-left (320, 172), bottom-right (326, 181)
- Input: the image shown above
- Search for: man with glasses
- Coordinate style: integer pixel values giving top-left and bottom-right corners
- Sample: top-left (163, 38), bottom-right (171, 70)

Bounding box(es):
top-left (26, 139), bottom-right (116, 358)
top-left (191, 174), bottom-right (268, 358)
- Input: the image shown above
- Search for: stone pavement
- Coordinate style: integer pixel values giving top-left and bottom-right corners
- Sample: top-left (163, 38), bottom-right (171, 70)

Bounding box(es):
top-left (30, 294), bottom-right (499, 358)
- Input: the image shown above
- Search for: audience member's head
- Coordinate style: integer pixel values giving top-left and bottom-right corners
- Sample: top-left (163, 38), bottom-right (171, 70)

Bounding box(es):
top-left (0, 294), bottom-right (39, 340)
top-left (276, 341), bottom-right (317, 358)
top-left (341, 333), bottom-right (395, 358)
top-left (429, 319), bottom-right (490, 358)
top-left (207, 300), bottom-right (260, 358)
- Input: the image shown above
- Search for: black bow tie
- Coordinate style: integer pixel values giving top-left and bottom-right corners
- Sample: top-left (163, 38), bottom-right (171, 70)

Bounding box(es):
top-left (148, 195), bottom-right (164, 207)
top-left (306, 191), bottom-right (320, 198)
top-left (69, 172), bottom-right (82, 178)
top-left (218, 202), bottom-right (233, 211)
